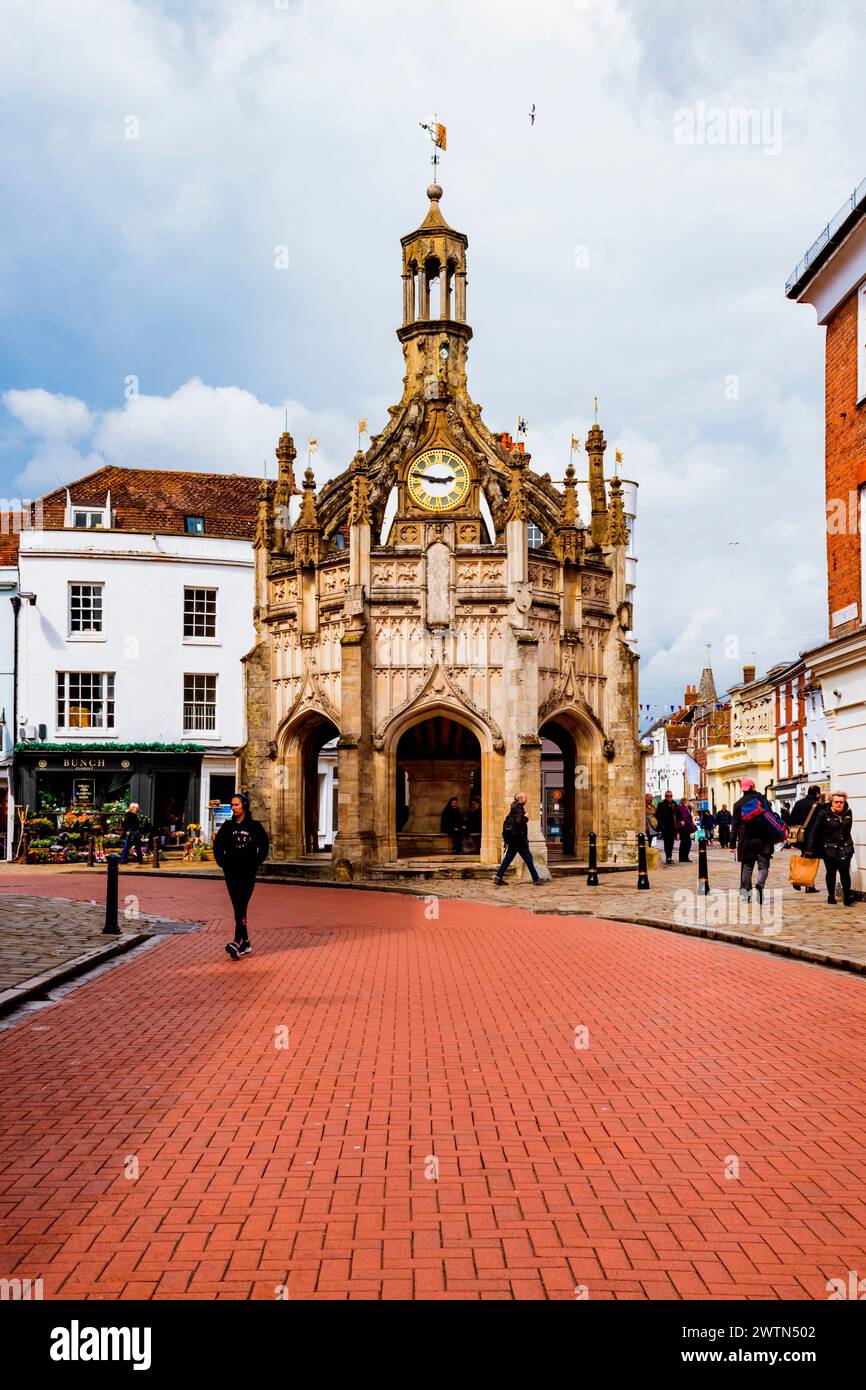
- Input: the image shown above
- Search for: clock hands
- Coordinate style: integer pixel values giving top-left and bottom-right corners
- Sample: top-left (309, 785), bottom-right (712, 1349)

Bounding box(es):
top-left (414, 472), bottom-right (455, 485)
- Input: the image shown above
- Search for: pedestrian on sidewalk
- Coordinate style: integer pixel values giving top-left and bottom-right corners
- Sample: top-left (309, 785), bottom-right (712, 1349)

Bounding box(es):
top-left (802, 791), bottom-right (856, 905)
top-left (645, 794), bottom-right (658, 846)
top-left (493, 792), bottom-right (541, 886)
top-left (787, 783), bottom-right (823, 891)
top-left (730, 778), bottom-right (775, 904)
top-left (655, 790), bottom-right (678, 863)
top-left (715, 804), bottom-right (732, 848)
top-left (677, 799), bottom-right (697, 862)
top-left (214, 793), bottom-right (270, 959)
top-left (119, 803), bottom-right (144, 865)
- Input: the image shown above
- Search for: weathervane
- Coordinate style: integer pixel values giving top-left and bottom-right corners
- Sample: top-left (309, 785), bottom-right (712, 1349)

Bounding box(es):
top-left (419, 114), bottom-right (447, 178)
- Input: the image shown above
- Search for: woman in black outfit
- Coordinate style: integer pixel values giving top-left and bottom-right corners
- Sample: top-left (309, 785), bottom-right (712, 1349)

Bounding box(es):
top-left (440, 797), bottom-right (465, 855)
top-left (803, 791), bottom-right (856, 905)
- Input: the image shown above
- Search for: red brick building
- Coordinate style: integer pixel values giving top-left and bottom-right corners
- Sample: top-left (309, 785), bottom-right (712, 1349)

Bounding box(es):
top-left (767, 658), bottom-right (807, 808)
top-left (788, 173), bottom-right (866, 888)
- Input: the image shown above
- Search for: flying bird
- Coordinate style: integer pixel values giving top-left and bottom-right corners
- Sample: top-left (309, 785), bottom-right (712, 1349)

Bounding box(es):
top-left (529, 103), bottom-right (536, 125)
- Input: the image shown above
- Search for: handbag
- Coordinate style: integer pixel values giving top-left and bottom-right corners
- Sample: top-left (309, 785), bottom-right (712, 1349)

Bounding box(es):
top-left (789, 854), bottom-right (820, 888)
top-left (789, 799), bottom-right (819, 848)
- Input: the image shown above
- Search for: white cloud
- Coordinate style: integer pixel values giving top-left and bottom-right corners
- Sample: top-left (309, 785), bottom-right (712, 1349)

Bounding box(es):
top-left (3, 389), bottom-right (93, 440)
top-left (0, 0), bottom-right (861, 703)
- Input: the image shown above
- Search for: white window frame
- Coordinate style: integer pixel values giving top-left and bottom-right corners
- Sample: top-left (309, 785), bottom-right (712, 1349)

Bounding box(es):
top-left (858, 281), bottom-right (866, 405)
top-left (56, 671), bottom-right (116, 734)
top-left (72, 509), bottom-right (103, 530)
top-left (183, 586), bottom-right (219, 644)
top-left (860, 485), bottom-right (866, 625)
top-left (183, 673), bottom-right (218, 736)
top-left (527, 522), bottom-right (544, 551)
top-left (68, 581), bottom-right (105, 640)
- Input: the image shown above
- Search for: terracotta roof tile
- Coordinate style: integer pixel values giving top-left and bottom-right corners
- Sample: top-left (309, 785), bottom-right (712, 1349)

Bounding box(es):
top-left (37, 466), bottom-right (260, 540)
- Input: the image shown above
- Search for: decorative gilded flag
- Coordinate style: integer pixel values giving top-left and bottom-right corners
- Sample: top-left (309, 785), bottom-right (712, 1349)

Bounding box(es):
top-left (615, 448), bottom-right (623, 464)
top-left (358, 419), bottom-right (367, 434)
top-left (308, 438), bottom-right (318, 453)
top-left (432, 121), bottom-right (446, 150)
top-left (570, 434), bottom-right (580, 451)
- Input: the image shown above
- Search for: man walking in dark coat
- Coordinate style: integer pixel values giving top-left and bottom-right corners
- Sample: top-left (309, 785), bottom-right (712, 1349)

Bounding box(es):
top-left (214, 793), bottom-right (270, 959)
top-left (493, 792), bottom-right (541, 886)
top-left (654, 790), bottom-right (678, 864)
top-left (715, 805), bottom-right (732, 848)
top-left (729, 778), bottom-right (775, 903)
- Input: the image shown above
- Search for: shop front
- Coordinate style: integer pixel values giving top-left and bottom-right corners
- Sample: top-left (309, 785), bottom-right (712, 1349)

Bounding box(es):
top-left (14, 746), bottom-right (204, 848)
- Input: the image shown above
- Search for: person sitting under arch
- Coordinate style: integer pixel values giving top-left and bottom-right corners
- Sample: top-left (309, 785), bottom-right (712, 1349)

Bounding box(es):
top-left (440, 797), bottom-right (465, 855)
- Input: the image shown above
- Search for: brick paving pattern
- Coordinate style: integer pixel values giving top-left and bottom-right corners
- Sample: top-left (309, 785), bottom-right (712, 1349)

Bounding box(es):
top-left (0, 889), bottom-right (191, 992)
top-left (399, 847), bottom-right (866, 969)
top-left (0, 870), bottom-right (865, 1299)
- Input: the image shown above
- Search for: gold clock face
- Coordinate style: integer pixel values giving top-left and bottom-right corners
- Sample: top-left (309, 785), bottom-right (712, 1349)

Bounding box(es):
top-left (406, 448), bottom-right (471, 511)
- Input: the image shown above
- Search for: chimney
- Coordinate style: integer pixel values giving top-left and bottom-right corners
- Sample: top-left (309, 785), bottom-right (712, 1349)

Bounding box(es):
top-left (683, 684), bottom-right (698, 708)
top-left (742, 664), bottom-right (756, 685)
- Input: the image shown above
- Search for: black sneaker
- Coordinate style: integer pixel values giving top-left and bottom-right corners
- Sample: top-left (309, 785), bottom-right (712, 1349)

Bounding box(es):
top-left (225, 941), bottom-right (240, 960)
top-left (493, 878), bottom-right (504, 886)
top-left (237, 940), bottom-right (252, 956)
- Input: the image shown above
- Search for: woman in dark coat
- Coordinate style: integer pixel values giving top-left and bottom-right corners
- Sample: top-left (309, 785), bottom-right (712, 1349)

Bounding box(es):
top-left (440, 797), bottom-right (465, 855)
top-left (803, 791), bottom-right (856, 905)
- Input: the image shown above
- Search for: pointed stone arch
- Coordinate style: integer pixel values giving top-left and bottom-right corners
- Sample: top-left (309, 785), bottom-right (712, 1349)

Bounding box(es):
top-left (273, 697), bottom-right (341, 859)
top-left (538, 700), bottom-right (608, 862)
top-left (370, 665), bottom-right (506, 865)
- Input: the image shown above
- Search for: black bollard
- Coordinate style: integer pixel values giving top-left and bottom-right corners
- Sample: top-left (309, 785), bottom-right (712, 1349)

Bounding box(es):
top-left (636, 831), bottom-right (650, 890)
top-left (103, 853), bottom-right (121, 934)
top-left (697, 834), bottom-right (710, 895)
top-left (88, 834), bottom-right (95, 867)
top-left (586, 831), bottom-right (599, 886)
top-left (152, 834), bottom-right (160, 868)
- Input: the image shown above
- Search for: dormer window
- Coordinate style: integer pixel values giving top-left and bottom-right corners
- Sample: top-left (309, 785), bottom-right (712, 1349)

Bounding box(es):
top-left (185, 515), bottom-right (206, 535)
top-left (73, 509), bottom-right (103, 529)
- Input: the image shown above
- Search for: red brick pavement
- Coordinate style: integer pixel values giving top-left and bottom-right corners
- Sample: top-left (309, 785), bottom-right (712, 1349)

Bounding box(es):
top-left (1, 869), bottom-right (865, 1300)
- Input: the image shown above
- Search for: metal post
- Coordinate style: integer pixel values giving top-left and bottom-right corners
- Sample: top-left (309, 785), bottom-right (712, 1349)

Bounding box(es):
top-left (88, 834), bottom-right (95, 867)
top-left (103, 853), bottom-right (121, 934)
top-left (586, 830), bottom-right (599, 886)
top-left (637, 831), bottom-right (650, 890)
top-left (151, 834), bottom-right (160, 868)
top-left (697, 833), bottom-right (710, 896)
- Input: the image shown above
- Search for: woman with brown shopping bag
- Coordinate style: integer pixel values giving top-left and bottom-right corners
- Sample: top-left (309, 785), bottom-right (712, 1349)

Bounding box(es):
top-left (802, 791), bottom-right (856, 905)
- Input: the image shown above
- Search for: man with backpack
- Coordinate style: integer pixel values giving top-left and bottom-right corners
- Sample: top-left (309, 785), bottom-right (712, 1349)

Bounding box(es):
top-left (729, 777), bottom-right (786, 904)
top-left (493, 792), bottom-right (542, 886)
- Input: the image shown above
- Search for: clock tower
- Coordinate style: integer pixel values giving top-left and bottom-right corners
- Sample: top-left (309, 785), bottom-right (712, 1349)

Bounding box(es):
top-left (242, 175), bottom-right (643, 880)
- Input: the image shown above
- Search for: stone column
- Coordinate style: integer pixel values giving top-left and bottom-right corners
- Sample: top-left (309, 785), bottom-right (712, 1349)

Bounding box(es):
top-left (440, 260), bottom-right (450, 319)
top-left (454, 269), bottom-right (467, 322)
top-left (402, 271), bottom-right (414, 325)
top-left (331, 626), bottom-right (377, 873)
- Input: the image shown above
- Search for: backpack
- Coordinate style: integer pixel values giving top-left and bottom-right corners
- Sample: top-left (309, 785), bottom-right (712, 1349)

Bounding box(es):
top-left (741, 796), bottom-right (788, 844)
top-left (502, 809), bottom-right (524, 845)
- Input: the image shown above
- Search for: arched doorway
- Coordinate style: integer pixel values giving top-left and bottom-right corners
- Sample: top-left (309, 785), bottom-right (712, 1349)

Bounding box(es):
top-left (275, 710), bottom-right (340, 859)
top-left (395, 715), bottom-right (481, 858)
top-left (301, 717), bottom-right (340, 854)
top-left (539, 712), bottom-right (605, 862)
top-left (540, 720), bottom-right (575, 858)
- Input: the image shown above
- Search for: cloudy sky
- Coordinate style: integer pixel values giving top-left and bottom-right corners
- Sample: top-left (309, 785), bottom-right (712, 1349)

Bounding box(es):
top-left (1, 0), bottom-right (864, 710)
